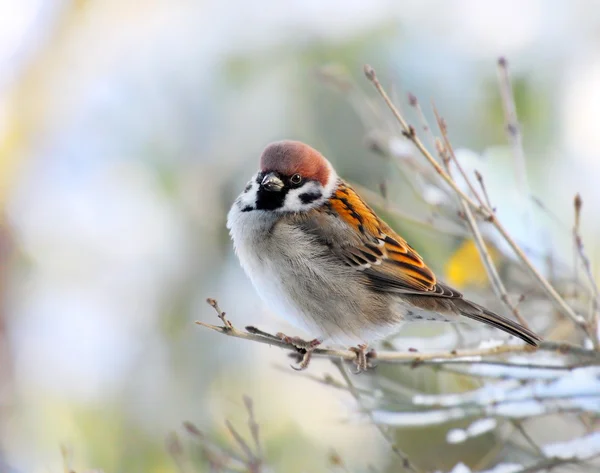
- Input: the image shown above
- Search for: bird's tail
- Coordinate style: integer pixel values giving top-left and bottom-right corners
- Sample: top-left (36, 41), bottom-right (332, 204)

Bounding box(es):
top-left (457, 299), bottom-right (542, 347)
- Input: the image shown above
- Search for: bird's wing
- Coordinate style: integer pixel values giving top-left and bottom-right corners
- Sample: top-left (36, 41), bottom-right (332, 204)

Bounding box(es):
top-left (293, 181), bottom-right (541, 346)
top-left (305, 181), bottom-right (460, 298)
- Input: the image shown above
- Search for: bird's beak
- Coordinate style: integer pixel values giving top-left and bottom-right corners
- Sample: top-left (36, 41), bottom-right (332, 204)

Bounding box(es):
top-left (261, 173), bottom-right (284, 192)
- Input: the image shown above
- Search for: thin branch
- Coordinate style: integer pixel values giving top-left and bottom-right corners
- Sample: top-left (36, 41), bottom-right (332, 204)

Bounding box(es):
top-left (432, 105), bottom-right (530, 329)
top-left (572, 193), bottom-right (600, 347)
top-left (184, 400), bottom-right (264, 473)
top-left (492, 211), bottom-right (588, 328)
top-left (497, 57), bottom-right (529, 196)
top-left (183, 422), bottom-right (247, 466)
top-left (243, 396), bottom-right (262, 461)
top-left (332, 359), bottom-right (417, 472)
top-left (474, 170), bottom-right (494, 211)
top-left (432, 106), bottom-right (488, 210)
top-left (198, 299), bottom-right (600, 365)
top-left (363, 65), bottom-right (486, 216)
top-left (166, 432), bottom-right (192, 473)
top-left (363, 64), bottom-right (589, 335)
top-left (350, 182), bottom-right (469, 238)
top-left (408, 94), bottom-right (530, 329)
top-left (512, 420), bottom-right (544, 457)
top-left (225, 421), bottom-right (253, 460)
top-left (408, 92), bottom-right (438, 155)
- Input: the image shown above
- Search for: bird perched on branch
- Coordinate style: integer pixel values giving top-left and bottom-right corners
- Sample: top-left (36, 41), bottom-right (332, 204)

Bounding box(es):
top-left (227, 140), bottom-right (541, 371)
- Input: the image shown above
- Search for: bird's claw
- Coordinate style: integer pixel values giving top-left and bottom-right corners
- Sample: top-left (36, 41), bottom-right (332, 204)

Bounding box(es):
top-left (349, 344), bottom-right (376, 374)
top-left (276, 333), bottom-right (321, 371)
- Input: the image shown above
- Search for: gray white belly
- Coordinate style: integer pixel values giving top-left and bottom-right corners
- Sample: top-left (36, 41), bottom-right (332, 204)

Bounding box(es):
top-left (227, 206), bottom-right (393, 343)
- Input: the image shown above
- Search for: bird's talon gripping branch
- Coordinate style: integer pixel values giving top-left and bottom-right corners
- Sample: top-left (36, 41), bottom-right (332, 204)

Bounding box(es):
top-left (350, 344), bottom-right (376, 373)
top-left (276, 333), bottom-right (321, 371)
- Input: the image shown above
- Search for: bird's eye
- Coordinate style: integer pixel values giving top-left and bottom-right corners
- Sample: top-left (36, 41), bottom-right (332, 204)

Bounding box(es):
top-left (290, 174), bottom-right (302, 185)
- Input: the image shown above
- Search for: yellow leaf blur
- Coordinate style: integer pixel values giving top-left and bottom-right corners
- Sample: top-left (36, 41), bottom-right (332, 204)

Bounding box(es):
top-left (445, 239), bottom-right (501, 289)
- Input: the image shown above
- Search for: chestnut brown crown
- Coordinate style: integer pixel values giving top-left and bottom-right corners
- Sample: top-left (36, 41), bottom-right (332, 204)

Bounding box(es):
top-left (259, 140), bottom-right (331, 186)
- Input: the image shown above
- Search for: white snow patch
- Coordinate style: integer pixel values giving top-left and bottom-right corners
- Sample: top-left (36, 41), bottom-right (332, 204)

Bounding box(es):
top-left (436, 463), bottom-right (472, 473)
top-left (481, 464), bottom-right (522, 473)
top-left (447, 418), bottom-right (498, 444)
top-left (372, 407), bottom-right (465, 426)
top-left (436, 462), bottom-right (523, 473)
top-left (542, 431), bottom-right (600, 459)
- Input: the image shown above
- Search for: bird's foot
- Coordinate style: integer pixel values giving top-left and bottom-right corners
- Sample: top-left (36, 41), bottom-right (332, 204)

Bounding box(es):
top-left (276, 333), bottom-right (321, 371)
top-left (349, 344), bottom-right (376, 374)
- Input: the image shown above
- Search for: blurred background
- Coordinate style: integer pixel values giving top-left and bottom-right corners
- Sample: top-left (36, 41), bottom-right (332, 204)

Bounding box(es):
top-left (1, 0), bottom-right (600, 471)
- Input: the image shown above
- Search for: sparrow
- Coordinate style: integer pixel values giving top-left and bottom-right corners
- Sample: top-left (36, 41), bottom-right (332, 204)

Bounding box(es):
top-left (227, 140), bottom-right (541, 370)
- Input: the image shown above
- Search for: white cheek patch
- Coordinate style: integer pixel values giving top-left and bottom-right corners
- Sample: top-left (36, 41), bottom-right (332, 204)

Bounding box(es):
top-left (236, 175), bottom-right (260, 211)
top-left (282, 181), bottom-right (326, 212)
top-left (281, 162), bottom-right (339, 212)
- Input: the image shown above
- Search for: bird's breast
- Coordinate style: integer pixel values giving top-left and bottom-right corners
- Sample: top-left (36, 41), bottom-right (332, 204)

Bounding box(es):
top-left (227, 204), bottom-right (397, 342)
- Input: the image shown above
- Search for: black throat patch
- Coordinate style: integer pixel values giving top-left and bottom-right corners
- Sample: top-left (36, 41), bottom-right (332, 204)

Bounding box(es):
top-left (254, 172), bottom-right (288, 211)
top-left (255, 186), bottom-right (289, 210)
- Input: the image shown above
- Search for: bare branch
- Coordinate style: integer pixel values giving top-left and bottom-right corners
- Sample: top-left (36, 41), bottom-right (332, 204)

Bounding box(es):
top-left (432, 105), bottom-right (531, 329)
top-left (363, 65), bottom-right (486, 216)
top-left (243, 396), bottom-right (263, 460)
top-left (572, 193), bottom-right (600, 347)
top-left (363, 64), bottom-right (590, 336)
top-left (497, 56), bottom-right (529, 196)
top-left (198, 300), bottom-right (600, 365)
top-left (184, 397), bottom-right (264, 473)
top-left (332, 359), bottom-right (416, 472)
top-left (432, 104), bottom-right (488, 211)
top-left (350, 182), bottom-right (469, 238)
top-left (474, 170), bottom-right (494, 212)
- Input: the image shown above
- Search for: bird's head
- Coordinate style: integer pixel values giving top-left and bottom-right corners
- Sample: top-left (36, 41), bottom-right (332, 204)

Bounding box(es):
top-left (238, 140), bottom-right (339, 212)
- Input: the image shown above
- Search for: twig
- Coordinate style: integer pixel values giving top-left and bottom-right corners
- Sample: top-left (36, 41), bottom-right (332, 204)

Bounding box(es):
top-left (512, 420), bottom-right (544, 457)
top-left (432, 105), bottom-right (530, 329)
top-left (274, 366), bottom-right (379, 396)
top-left (225, 421), bottom-right (256, 464)
top-left (363, 64), bottom-right (589, 335)
top-left (198, 299), bottom-right (600, 364)
top-left (497, 57), bottom-right (529, 196)
top-left (474, 170), bottom-right (494, 211)
top-left (408, 93), bottom-right (440, 164)
top-left (409, 94), bottom-right (529, 328)
top-left (166, 432), bottom-right (192, 473)
top-left (183, 422), bottom-right (247, 466)
top-left (572, 194), bottom-right (600, 347)
top-left (432, 105), bottom-right (488, 210)
top-left (491, 207), bottom-right (588, 328)
top-left (243, 396), bottom-right (263, 460)
top-left (363, 65), bottom-right (486, 216)
top-left (350, 182), bottom-right (469, 238)
top-left (207, 298), bottom-right (233, 329)
top-left (184, 398), bottom-right (264, 473)
top-left (332, 359), bottom-right (417, 472)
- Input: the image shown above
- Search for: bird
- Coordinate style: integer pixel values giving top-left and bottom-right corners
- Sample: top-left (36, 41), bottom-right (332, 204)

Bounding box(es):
top-left (227, 140), bottom-right (541, 370)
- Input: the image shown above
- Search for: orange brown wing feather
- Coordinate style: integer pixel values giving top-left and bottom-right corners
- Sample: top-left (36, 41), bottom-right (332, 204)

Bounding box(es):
top-left (329, 182), bottom-right (439, 294)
